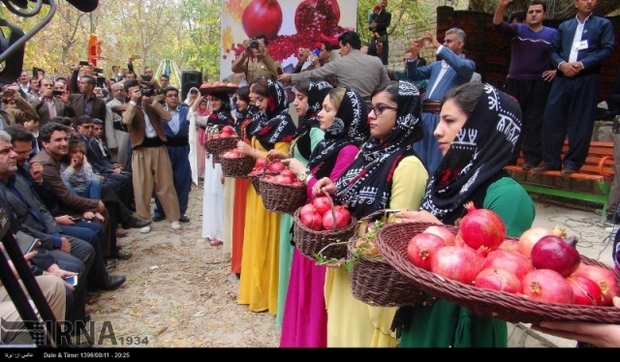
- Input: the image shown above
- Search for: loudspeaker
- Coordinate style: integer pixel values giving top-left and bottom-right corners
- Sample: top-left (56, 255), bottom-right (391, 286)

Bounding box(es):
top-left (181, 71), bottom-right (203, 102)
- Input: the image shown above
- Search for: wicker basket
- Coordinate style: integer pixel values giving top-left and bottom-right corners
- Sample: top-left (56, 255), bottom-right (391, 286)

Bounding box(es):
top-left (375, 222), bottom-right (620, 324)
top-left (220, 155), bottom-right (255, 178)
top-left (347, 214), bottom-right (442, 307)
top-left (248, 173), bottom-right (262, 195)
top-left (260, 178), bottom-right (307, 214)
top-left (293, 192), bottom-right (357, 261)
top-left (204, 136), bottom-right (238, 157)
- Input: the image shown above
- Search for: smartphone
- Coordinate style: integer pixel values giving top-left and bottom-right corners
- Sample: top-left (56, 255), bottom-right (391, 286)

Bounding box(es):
top-left (312, 48), bottom-right (321, 56)
top-left (93, 67), bottom-right (103, 73)
top-left (2, 231), bottom-right (38, 259)
top-left (141, 75), bottom-right (152, 82)
top-left (52, 90), bottom-right (63, 96)
top-left (78, 60), bottom-right (89, 66)
top-left (65, 275), bottom-right (78, 287)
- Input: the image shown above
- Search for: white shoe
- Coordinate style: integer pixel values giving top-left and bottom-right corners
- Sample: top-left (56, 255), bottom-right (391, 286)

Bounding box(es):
top-left (140, 225), bottom-right (151, 234)
top-left (171, 221), bottom-right (181, 230)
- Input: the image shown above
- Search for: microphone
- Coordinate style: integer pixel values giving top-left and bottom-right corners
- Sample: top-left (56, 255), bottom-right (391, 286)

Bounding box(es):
top-left (13, 0), bottom-right (99, 13)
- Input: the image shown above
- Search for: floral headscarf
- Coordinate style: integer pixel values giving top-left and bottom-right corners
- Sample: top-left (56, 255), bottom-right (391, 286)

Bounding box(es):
top-left (307, 87), bottom-right (370, 179)
top-left (334, 81), bottom-right (424, 218)
top-left (420, 83), bottom-right (523, 224)
top-left (251, 79), bottom-right (297, 149)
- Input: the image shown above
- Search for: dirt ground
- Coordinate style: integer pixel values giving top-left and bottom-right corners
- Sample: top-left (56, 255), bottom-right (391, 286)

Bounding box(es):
top-left (85, 181), bottom-right (281, 348)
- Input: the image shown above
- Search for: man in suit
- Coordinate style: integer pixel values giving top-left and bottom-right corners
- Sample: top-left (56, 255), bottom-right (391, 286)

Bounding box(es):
top-left (535, 0), bottom-right (614, 175)
top-left (405, 28), bottom-right (476, 175)
top-left (105, 82), bottom-right (131, 169)
top-left (68, 75), bottom-right (108, 139)
top-left (28, 77), bottom-right (76, 128)
top-left (122, 79), bottom-right (180, 233)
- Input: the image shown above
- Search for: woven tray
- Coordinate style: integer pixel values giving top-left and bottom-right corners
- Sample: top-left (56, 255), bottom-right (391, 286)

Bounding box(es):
top-left (346, 213), bottom-right (439, 307)
top-left (260, 178), bottom-right (307, 214)
top-left (204, 136), bottom-right (238, 157)
top-left (220, 155), bottom-right (255, 178)
top-left (293, 192), bottom-right (357, 261)
top-left (374, 222), bottom-right (620, 324)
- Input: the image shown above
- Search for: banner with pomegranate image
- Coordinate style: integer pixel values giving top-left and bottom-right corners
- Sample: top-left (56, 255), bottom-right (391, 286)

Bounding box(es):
top-left (220, 0), bottom-right (358, 82)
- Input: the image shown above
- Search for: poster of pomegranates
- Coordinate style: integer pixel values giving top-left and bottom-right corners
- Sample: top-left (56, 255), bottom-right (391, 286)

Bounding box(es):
top-left (220, 0), bottom-right (357, 82)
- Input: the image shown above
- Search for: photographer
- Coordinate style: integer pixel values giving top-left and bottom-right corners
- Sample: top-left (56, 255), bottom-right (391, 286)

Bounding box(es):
top-left (28, 77), bottom-right (76, 128)
top-left (231, 34), bottom-right (281, 82)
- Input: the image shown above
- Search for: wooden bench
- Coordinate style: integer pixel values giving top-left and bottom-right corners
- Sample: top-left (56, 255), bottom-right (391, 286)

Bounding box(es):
top-left (504, 141), bottom-right (615, 221)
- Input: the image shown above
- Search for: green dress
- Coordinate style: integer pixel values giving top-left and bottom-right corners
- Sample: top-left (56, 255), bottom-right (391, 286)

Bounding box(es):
top-left (275, 128), bottom-right (324, 330)
top-left (399, 177), bottom-right (536, 347)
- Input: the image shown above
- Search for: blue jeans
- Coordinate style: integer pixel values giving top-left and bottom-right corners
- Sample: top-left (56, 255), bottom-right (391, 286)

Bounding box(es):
top-left (64, 177), bottom-right (101, 199)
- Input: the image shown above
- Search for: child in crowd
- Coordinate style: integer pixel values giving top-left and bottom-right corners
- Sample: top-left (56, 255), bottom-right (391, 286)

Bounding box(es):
top-left (59, 137), bottom-right (102, 200)
top-left (12, 109), bottom-right (41, 157)
top-left (368, 4), bottom-right (382, 39)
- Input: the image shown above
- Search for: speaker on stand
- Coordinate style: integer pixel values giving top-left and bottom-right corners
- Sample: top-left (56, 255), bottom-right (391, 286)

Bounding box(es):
top-left (181, 70), bottom-right (203, 102)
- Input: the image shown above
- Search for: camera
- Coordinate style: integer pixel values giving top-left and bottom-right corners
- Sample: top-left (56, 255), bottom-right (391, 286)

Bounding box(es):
top-left (140, 87), bottom-right (156, 97)
top-left (249, 37), bottom-right (260, 50)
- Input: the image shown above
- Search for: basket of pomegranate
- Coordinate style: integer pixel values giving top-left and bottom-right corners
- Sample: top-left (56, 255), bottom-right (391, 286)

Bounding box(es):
top-left (346, 210), bottom-right (435, 307)
top-left (293, 191), bottom-right (356, 262)
top-left (374, 202), bottom-right (620, 324)
top-left (219, 148), bottom-right (255, 178)
top-left (259, 163), bottom-right (308, 215)
top-left (246, 157), bottom-right (277, 195)
top-left (204, 126), bottom-right (239, 157)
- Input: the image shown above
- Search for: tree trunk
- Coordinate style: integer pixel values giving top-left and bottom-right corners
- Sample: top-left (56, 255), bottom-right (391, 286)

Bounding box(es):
top-left (468, 0), bottom-right (620, 20)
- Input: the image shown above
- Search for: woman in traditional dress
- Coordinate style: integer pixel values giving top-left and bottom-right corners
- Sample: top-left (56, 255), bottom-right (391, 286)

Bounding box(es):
top-left (200, 92), bottom-right (234, 246)
top-left (267, 78), bottom-right (332, 330)
top-left (391, 82), bottom-right (535, 347)
top-left (278, 85), bottom-right (370, 346)
top-left (236, 78), bottom-right (297, 314)
top-left (312, 80), bottom-right (429, 347)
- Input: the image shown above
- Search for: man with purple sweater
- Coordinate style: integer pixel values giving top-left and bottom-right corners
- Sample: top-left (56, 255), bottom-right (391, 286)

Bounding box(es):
top-left (494, 0), bottom-right (557, 170)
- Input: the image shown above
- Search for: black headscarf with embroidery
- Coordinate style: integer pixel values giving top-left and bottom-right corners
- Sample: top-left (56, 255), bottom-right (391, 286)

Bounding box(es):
top-left (307, 87), bottom-right (370, 180)
top-left (420, 83), bottom-right (523, 225)
top-left (333, 81), bottom-right (424, 218)
top-left (206, 91), bottom-right (234, 129)
top-left (291, 79), bottom-right (333, 160)
top-left (251, 79), bottom-right (297, 150)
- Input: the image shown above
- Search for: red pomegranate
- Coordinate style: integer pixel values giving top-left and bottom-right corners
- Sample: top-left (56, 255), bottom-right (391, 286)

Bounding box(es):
top-left (294, 0), bottom-right (341, 41)
top-left (242, 0), bottom-right (283, 40)
top-left (430, 245), bottom-right (484, 285)
top-left (458, 202), bottom-right (506, 254)
top-left (407, 233), bottom-right (446, 271)
top-left (567, 275), bottom-right (605, 306)
top-left (423, 225), bottom-right (455, 246)
top-left (521, 269), bottom-right (575, 304)
top-left (530, 235), bottom-right (581, 277)
top-left (474, 268), bottom-right (521, 294)
top-left (481, 249), bottom-right (534, 281)
top-left (571, 264), bottom-right (620, 306)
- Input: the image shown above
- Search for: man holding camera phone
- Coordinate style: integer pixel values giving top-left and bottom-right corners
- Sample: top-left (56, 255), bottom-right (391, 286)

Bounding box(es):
top-left (28, 77), bottom-right (76, 128)
top-left (231, 34), bottom-right (282, 82)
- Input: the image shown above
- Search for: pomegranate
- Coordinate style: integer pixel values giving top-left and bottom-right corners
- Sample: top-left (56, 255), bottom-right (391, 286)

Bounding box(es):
top-left (567, 275), bottom-right (605, 306)
top-left (458, 202), bottom-right (506, 254)
top-left (521, 269), bottom-right (575, 304)
top-left (423, 225), bottom-right (455, 246)
top-left (300, 209), bottom-right (322, 231)
top-left (407, 233), bottom-right (446, 271)
top-left (280, 169), bottom-right (295, 180)
top-left (241, 0), bottom-right (283, 40)
top-left (481, 249), bottom-right (534, 280)
top-left (498, 238), bottom-right (518, 252)
top-left (530, 235), bottom-right (581, 277)
top-left (294, 0), bottom-right (341, 41)
top-left (274, 175), bottom-right (293, 185)
top-left (430, 245), bottom-right (484, 285)
top-left (255, 157), bottom-right (267, 170)
top-left (517, 225), bottom-right (566, 259)
top-left (312, 196), bottom-right (331, 216)
top-left (571, 264), bottom-right (620, 306)
top-left (267, 161), bottom-right (285, 173)
top-left (474, 268), bottom-right (521, 294)
top-left (322, 208), bottom-right (348, 230)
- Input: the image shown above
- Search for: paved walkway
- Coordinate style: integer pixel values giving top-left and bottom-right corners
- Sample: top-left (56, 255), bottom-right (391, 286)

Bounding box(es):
top-left (507, 196), bottom-right (616, 348)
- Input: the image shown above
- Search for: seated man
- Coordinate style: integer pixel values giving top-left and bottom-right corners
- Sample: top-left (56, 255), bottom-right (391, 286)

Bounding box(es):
top-left (75, 115), bottom-right (133, 210)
